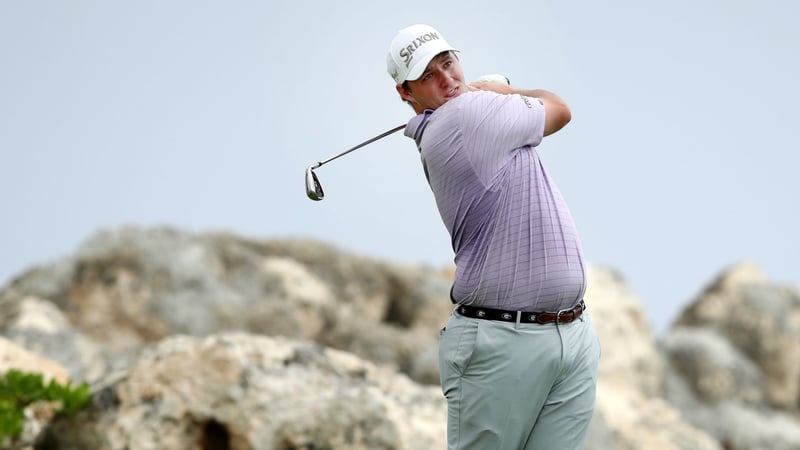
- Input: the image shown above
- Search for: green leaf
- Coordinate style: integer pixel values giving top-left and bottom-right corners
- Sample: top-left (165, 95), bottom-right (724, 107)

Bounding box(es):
top-left (0, 399), bottom-right (25, 440)
top-left (59, 382), bottom-right (92, 416)
top-left (0, 369), bottom-right (93, 440)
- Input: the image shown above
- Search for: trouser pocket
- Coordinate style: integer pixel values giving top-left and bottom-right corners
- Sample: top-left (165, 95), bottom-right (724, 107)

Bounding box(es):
top-left (439, 313), bottom-right (479, 395)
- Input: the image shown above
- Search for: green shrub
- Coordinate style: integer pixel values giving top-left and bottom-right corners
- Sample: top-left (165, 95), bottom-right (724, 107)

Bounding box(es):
top-left (0, 369), bottom-right (92, 446)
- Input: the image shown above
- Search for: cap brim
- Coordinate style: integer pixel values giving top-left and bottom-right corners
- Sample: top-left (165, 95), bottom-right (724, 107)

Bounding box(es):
top-left (405, 48), bottom-right (459, 82)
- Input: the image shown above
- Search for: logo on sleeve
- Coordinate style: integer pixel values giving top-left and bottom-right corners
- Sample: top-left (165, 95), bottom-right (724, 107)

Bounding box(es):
top-left (521, 97), bottom-right (544, 108)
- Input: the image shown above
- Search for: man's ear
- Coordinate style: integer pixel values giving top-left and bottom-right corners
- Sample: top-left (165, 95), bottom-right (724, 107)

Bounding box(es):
top-left (396, 83), bottom-right (415, 103)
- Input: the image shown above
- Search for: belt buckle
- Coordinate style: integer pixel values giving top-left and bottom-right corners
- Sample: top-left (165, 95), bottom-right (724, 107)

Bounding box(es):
top-left (555, 307), bottom-right (573, 325)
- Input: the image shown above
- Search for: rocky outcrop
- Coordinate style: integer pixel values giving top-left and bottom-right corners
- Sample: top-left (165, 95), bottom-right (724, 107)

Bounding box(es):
top-left (584, 268), bottom-right (721, 450)
top-left (663, 263), bottom-right (800, 450)
top-left (0, 227), bottom-right (453, 385)
top-left (0, 226), bottom-right (798, 449)
top-left (0, 338), bottom-right (71, 448)
top-left (0, 336), bottom-right (69, 385)
top-left (0, 295), bottom-right (111, 383)
top-left (37, 333), bottom-right (446, 450)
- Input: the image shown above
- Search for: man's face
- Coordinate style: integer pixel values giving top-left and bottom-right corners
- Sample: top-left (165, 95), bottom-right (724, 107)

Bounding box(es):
top-left (398, 52), bottom-right (468, 112)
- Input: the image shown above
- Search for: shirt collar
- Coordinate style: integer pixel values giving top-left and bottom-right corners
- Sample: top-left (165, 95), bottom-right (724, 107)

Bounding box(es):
top-left (404, 109), bottom-right (435, 149)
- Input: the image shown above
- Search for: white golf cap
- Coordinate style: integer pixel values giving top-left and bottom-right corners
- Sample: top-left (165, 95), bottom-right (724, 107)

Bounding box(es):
top-left (387, 24), bottom-right (458, 84)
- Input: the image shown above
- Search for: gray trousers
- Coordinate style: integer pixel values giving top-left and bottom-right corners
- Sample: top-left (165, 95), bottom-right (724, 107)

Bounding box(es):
top-left (439, 308), bottom-right (600, 450)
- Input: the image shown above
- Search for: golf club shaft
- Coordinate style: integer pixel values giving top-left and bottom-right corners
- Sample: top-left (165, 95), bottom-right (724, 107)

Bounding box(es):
top-left (314, 124), bottom-right (406, 169)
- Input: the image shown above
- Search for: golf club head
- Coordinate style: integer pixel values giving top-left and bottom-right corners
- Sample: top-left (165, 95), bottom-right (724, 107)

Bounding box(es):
top-left (303, 123), bottom-right (405, 202)
top-left (305, 165), bottom-right (324, 201)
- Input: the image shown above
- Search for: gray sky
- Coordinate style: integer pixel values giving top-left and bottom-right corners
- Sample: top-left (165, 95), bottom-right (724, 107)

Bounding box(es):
top-left (2, 1), bottom-right (798, 335)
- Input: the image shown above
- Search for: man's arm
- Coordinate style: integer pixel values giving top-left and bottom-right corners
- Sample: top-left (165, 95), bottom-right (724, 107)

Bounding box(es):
top-left (469, 82), bottom-right (572, 136)
top-left (518, 89), bottom-right (571, 136)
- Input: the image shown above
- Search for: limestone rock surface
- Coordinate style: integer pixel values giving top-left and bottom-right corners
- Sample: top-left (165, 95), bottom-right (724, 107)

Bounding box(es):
top-left (0, 227), bottom-right (797, 450)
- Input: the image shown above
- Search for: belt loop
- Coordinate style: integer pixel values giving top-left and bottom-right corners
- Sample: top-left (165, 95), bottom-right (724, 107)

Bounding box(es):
top-left (515, 311), bottom-right (521, 329)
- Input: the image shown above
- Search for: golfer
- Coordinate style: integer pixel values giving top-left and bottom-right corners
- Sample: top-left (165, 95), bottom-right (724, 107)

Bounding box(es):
top-left (387, 24), bottom-right (601, 450)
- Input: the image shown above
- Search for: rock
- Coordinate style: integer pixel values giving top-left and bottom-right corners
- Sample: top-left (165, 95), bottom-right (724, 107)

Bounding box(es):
top-left (665, 262), bottom-right (800, 449)
top-left (585, 266), bottom-right (664, 396)
top-left (672, 262), bottom-right (800, 410)
top-left (1, 337), bottom-right (71, 449)
top-left (2, 226), bottom-right (454, 384)
top-left (585, 267), bottom-right (722, 450)
top-left (37, 332), bottom-right (447, 450)
top-left (0, 336), bottom-right (69, 384)
top-left (0, 295), bottom-right (112, 383)
top-left (664, 368), bottom-right (800, 450)
top-left (2, 227), bottom-right (798, 450)
top-left (588, 379), bottom-right (722, 450)
top-left (661, 327), bottom-right (763, 404)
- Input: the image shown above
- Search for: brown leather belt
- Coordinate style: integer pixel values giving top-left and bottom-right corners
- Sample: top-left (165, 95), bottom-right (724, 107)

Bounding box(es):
top-left (457, 300), bottom-right (586, 325)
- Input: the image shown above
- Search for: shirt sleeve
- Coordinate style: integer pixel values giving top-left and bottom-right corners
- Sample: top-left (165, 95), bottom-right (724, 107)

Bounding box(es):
top-left (460, 91), bottom-right (546, 184)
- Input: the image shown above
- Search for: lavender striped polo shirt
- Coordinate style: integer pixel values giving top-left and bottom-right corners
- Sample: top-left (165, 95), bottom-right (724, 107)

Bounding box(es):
top-left (405, 90), bottom-right (586, 312)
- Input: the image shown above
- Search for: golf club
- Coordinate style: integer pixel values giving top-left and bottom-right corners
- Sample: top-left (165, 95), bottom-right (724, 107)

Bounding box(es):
top-left (305, 75), bottom-right (509, 201)
top-left (305, 124), bottom-right (406, 201)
